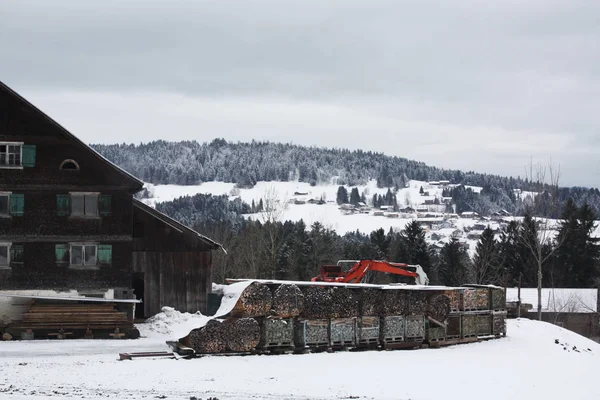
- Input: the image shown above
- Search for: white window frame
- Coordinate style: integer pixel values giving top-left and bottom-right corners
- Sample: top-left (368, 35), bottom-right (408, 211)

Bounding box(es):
top-left (69, 192), bottom-right (99, 218)
top-left (0, 142), bottom-right (23, 169)
top-left (0, 191), bottom-right (10, 217)
top-left (0, 242), bottom-right (11, 270)
top-left (69, 242), bottom-right (98, 269)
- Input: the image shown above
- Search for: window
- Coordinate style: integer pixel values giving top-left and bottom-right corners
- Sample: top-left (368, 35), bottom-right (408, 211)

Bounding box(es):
top-left (0, 143), bottom-right (21, 166)
top-left (0, 243), bottom-right (9, 268)
top-left (10, 244), bottom-right (24, 264)
top-left (0, 143), bottom-right (35, 168)
top-left (57, 193), bottom-right (111, 217)
top-left (59, 159), bottom-right (79, 170)
top-left (0, 193), bottom-right (24, 217)
top-left (56, 243), bottom-right (111, 267)
top-left (70, 244), bottom-right (97, 266)
top-left (70, 193), bottom-right (98, 217)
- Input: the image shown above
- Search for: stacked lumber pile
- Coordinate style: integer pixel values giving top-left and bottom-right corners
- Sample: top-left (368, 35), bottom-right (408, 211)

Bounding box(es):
top-left (14, 303), bottom-right (132, 333)
top-left (182, 281), bottom-right (507, 355)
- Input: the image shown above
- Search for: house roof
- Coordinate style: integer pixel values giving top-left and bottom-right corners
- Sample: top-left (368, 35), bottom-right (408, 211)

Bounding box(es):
top-left (133, 199), bottom-right (224, 252)
top-left (506, 288), bottom-right (597, 313)
top-left (0, 80), bottom-right (143, 191)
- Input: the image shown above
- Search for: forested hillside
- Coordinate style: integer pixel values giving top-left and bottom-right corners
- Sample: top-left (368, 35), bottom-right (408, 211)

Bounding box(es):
top-left (96, 138), bottom-right (600, 288)
top-left (154, 193), bottom-right (600, 289)
top-left (94, 139), bottom-right (600, 216)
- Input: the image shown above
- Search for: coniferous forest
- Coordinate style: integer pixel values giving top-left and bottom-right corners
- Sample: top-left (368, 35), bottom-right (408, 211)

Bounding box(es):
top-left (94, 140), bottom-right (600, 288)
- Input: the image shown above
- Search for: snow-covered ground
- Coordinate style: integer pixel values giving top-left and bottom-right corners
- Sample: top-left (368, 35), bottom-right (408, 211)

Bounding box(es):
top-left (1, 317), bottom-right (599, 400)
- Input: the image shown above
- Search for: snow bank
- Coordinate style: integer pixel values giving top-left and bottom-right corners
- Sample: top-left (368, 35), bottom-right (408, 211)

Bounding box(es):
top-left (137, 306), bottom-right (209, 340)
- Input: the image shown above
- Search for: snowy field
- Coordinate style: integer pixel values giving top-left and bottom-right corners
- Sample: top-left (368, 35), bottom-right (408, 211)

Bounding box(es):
top-left (139, 179), bottom-right (600, 257)
top-left (140, 179), bottom-right (475, 237)
top-left (1, 317), bottom-right (599, 400)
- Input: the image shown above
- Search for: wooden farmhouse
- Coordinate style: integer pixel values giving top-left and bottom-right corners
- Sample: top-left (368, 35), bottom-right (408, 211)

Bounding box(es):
top-left (0, 81), bottom-right (221, 338)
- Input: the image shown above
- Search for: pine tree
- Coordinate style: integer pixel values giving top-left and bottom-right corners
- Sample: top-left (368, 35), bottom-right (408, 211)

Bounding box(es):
top-left (439, 238), bottom-right (472, 286)
top-left (553, 200), bottom-right (600, 287)
top-left (472, 227), bottom-right (501, 284)
top-left (389, 221), bottom-right (433, 279)
top-left (350, 187), bottom-right (361, 205)
top-left (336, 186), bottom-right (349, 205)
top-left (369, 228), bottom-right (390, 259)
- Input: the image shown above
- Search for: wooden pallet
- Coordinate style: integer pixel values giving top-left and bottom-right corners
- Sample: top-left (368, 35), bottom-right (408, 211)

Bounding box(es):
top-left (119, 351), bottom-right (175, 361)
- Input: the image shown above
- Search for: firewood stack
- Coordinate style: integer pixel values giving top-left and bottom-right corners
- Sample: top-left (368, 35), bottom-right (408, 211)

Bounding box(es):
top-left (330, 287), bottom-right (359, 318)
top-left (182, 281), bottom-right (508, 355)
top-left (271, 284), bottom-right (304, 317)
top-left (407, 291), bottom-right (427, 315)
top-left (231, 282), bottom-right (272, 317)
top-left (225, 317), bottom-right (261, 352)
top-left (187, 320), bottom-right (227, 353)
top-left (358, 288), bottom-right (382, 316)
top-left (426, 293), bottom-right (451, 322)
top-left (301, 286), bottom-right (334, 319)
top-left (378, 289), bottom-right (408, 316)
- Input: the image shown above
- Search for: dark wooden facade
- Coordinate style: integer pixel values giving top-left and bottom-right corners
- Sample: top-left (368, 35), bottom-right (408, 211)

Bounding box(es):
top-left (0, 80), bottom-right (220, 323)
top-left (132, 200), bottom-right (218, 317)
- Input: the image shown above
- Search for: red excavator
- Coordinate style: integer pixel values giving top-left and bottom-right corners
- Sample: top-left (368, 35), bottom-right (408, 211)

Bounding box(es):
top-left (311, 259), bottom-right (429, 285)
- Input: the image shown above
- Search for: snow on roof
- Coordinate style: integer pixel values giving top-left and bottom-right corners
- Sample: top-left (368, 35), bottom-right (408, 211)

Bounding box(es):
top-left (506, 288), bottom-right (598, 313)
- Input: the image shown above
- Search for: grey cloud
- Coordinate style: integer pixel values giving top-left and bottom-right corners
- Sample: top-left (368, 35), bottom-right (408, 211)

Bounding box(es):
top-left (1, 0), bottom-right (599, 187)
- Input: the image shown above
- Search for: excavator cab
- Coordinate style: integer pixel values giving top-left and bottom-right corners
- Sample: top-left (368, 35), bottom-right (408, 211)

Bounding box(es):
top-left (314, 265), bottom-right (345, 281)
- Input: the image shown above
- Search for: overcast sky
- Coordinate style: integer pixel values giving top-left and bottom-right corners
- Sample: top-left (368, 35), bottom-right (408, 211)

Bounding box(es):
top-left (1, 0), bottom-right (599, 187)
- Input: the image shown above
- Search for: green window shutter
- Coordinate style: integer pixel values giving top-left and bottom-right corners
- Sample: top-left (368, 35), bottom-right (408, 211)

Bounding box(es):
top-left (98, 244), bottom-right (112, 264)
top-left (21, 145), bottom-right (36, 167)
top-left (10, 244), bottom-right (24, 264)
top-left (55, 244), bottom-right (68, 263)
top-left (98, 194), bottom-right (112, 216)
top-left (56, 194), bottom-right (71, 216)
top-left (10, 194), bottom-right (24, 216)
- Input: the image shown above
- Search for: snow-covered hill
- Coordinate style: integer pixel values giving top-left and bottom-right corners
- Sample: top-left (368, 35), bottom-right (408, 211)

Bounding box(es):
top-left (1, 316), bottom-right (599, 399)
top-left (140, 180), bottom-right (600, 257)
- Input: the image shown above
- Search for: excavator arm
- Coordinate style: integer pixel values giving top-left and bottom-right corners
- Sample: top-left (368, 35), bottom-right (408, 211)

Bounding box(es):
top-left (312, 260), bottom-right (429, 285)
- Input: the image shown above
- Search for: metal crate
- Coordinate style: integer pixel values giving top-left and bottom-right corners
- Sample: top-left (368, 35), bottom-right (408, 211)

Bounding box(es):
top-left (461, 313), bottom-right (478, 337)
top-left (405, 315), bottom-right (425, 341)
top-left (492, 311), bottom-right (507, 336)
top-left (357, 316), bottom-right (380, 346)
top-left (259, 318), bottom-right (294, 348)
top-left (462, 289), bottom-right (478, 311)
top-left (330, 318), bottom-right (356, 348)
top-left (294, 319), bottom-right (329, 348)
top-left (446, 313), bottom-right (462, 339)
top-left (426, 326), bottom-right (446, 342)
top-left (476, 313), bottom-right (492, 337)
top-left (380, 315), bottom-right (405, 344)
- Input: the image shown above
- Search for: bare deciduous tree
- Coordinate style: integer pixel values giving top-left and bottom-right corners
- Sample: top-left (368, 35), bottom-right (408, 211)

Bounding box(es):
top-left (519, 159), bottom-right (566, 320)
top-left (257, 186), bottom-right (289, 278)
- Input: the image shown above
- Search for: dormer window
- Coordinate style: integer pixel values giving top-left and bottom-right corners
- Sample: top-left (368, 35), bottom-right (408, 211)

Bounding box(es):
top-left (60, 159), bottom-right (80, 170)
top-left (0, 142), bottom-right (22, 167)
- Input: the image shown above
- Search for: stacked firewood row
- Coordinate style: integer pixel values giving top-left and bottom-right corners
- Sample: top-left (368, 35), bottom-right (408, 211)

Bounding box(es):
top-left (185, 282), bottom-right (507, 355)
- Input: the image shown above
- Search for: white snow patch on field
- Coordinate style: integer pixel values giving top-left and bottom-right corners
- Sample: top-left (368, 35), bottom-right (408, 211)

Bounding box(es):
top-left (0, 319), bottom-right (600, 400)
top-left (1, 319), bottom-right (599, 399)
